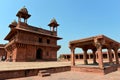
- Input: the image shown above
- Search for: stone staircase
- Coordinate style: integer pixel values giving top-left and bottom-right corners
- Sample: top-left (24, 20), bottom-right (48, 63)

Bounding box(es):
top-left (38, 70), bottom-right (51, 77)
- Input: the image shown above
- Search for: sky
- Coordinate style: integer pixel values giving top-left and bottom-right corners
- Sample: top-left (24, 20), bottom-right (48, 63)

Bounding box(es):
top-left (0, 0), bottom-right (120, 56)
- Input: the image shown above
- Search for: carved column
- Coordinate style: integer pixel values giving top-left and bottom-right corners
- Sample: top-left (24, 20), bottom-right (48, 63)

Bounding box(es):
top-left (70, 47), bottom-right (75, 66)
top-left (18, 17), bottom-right (21, 22)
top-left (82, 48), bottom-right (88, 65)
top-left (89, 54), bottom-right (90, 59)
top-left (107, 47), bottom-right (113, 65)
top-left (106, 51), bottom-right (109, 60)
top-left (92, 49), bottom-right (97, 64)
top-left (94, 38), bottom-right (104, 69)
top-left (25, 19), bottom-right (27, 23)
top-left (78, 54), bottom-right (80, 59)
top-left (66, 55), bottom-right (67, 59)
top-left (113, 51), bottom-right (115, 60)
top-left (113, 48), bottom-right (119, 64)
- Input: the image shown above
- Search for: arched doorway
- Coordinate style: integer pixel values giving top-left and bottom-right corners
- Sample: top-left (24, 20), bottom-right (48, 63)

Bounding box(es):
top-left (36, 48), bottom-right (42, 59)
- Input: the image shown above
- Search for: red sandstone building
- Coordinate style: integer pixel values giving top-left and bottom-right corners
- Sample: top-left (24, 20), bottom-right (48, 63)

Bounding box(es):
top-left (2, 7), bottom-right (62, 62)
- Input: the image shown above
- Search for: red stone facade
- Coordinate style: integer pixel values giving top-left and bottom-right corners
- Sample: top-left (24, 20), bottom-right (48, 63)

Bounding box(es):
top-left (4, 7), bottom-right (62, 62)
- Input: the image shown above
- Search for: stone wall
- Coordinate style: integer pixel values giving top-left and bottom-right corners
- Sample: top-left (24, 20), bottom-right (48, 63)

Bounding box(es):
top-left (0, 66), bottom-right (71, 79)
top-left (104, 65), bottom-right (118, 74)
top-left (71, 66), bottom-right (103, 74)
top-left (71, 65), bottom-right (118, 75)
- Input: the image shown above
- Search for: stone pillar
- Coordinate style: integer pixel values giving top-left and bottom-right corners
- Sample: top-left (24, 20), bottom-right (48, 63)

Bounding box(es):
top-left (94, 38), bottom-right (104, 69)
top-left (66, 55), bottom-right (67, 59)
top-left (97, 47), bottom-right (104, 69)
top-left (113, 48), bottom-right (119, 64)
top-left (56, 27), bottom-right (57, 32)
top-left (92, 49), bottom-right (97, 64)
top-left (18, 17), bottom-right (21, 22)
top-left (78, 54), bottom-right (80, 59)
top-left (113, 51), bottom-right (115, 60)
top-left (70, 47), bottom-right (75, 66)
top-left (89, 54), bottom-right (90, 59)
top-left (24, 19), bottom-right (27, 23)
top-left (107, 48), bottom-right (113, 65)
top-left (107, 51), bottom-right (109, 60)
top-left (82, 48), bottom-right (88, 65)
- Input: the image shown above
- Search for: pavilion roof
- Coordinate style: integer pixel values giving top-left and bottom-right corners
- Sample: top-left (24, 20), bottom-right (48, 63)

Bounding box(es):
top-left (69, 35), bottom-right (120, 49)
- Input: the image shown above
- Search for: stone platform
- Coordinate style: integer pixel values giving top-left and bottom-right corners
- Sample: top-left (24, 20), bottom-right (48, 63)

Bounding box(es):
top-left (0, 61), bottom-right (72, 79)
top-left (0, 61), bottom-right (71, 71)
top-left (71, 64), bottom-right (118, 75)
top-left (7, 71), bottom-right (120, 80)
top-left (0, 61), bottom-right (119, 79)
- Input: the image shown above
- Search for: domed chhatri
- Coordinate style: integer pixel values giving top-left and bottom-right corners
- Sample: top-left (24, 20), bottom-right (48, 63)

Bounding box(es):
top-left (9, 20), bottom-right (17, 28)
top-left (48, 18), bottom-right (59, 27)
top-left (16, 6), bottom-right (31, 23)
top-left (48, 18), bottom-right (59, 32)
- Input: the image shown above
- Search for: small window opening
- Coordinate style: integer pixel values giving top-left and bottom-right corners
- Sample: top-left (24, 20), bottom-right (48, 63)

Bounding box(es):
top-left (47, 39), bottom-right (50, 44)
top-left (39, 38), bottom-right (42, 43)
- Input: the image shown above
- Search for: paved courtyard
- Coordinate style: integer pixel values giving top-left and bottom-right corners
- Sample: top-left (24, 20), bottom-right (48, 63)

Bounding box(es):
top-left (0, 61), bottom-right (120, 80)
top-left (0, 61), bottom-right (91, 71)
top-left (0, 61), bottom-right (71, 71)
top-left (7, 71), bottom-right (120, 80)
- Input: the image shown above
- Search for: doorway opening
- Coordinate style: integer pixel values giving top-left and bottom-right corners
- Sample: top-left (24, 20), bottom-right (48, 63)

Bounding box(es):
top-left (36, 48), bottom-right (43, 59)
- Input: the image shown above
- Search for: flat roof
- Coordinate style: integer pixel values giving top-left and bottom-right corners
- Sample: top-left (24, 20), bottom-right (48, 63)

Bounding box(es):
top-left (69, 35), bottom-right (120, 49)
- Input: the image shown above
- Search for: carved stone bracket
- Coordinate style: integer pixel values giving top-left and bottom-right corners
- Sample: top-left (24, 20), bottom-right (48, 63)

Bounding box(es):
top-left (16, 43), bottom-right (27, 48)
top-left (69, 44), bottom-right (75, 51)
top-left (94, 38), bottom-right (102, 50)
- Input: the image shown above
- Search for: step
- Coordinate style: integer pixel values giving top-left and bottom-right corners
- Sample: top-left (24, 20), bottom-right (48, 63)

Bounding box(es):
top-left (38, 72), bottom-right (51, 77)
top-left (38, 70), bottom-right (51, 77)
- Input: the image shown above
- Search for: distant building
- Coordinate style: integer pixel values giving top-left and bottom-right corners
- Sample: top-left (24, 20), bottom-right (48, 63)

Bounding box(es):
top-left (0, 44), bottom-right (6, 61)
top-left (3, 7), bottom-right (62, 62)
top-left (59, 51), bottom-right (120, 61)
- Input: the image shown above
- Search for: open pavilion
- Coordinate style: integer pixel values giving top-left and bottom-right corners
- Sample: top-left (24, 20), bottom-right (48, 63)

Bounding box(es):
top-left (69, 35), bottom-right (120, 69)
